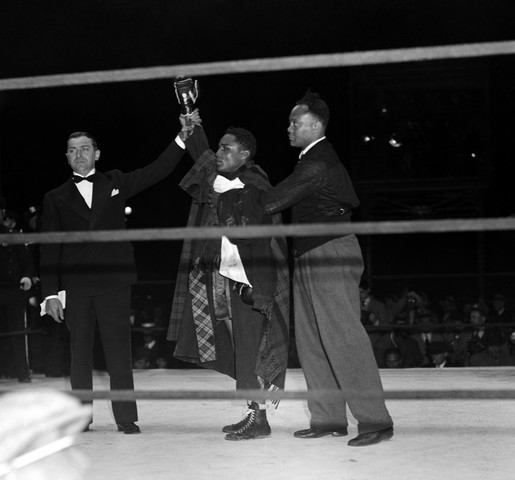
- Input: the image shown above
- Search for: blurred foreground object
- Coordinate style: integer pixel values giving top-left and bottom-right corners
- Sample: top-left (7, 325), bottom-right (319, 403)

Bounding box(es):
top-left (0, 389), bottom-right (91, 479)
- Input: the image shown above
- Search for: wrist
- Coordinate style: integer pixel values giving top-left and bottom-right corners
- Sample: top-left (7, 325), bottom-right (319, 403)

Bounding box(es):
top-left (179, 126), bottom-right (193, 142)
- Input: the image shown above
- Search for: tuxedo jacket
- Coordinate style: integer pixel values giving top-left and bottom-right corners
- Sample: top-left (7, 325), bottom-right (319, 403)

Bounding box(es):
top-left (40, 140), bottom-right (184, 298)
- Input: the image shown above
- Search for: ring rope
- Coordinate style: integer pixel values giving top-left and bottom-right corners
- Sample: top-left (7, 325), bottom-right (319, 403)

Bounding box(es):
top-left (1, 217), bottom-right (514, 246)
top-left (1, 40), bottom-right (514, 91)
top-left (1, 388), bottom-right (513, 401)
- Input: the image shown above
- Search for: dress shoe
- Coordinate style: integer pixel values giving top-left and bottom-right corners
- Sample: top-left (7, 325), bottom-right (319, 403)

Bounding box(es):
top-left (348, 426), bottom-right (393, 447)
top-left (17, 375), bottom-right (31, 383)
top-left (294, 427), bottom-right (348, 439)
top-left (117, 422), bottom-right (141, 434)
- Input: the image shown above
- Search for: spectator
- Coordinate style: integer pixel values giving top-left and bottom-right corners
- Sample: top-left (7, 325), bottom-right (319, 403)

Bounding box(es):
top-left (22, 205), bottom-right (46, 375)
top-left (436, 296), bottom-right (465, 354)
top-left (360, 283), bottom-right (388, 326)
top-left (410, 311), bottom-right (446, 367)
top-left (453, 303), bottom-right (488, 366)
top-left (507, 331), bottom-right (515, 356)
top-left (392, 289), bottom-right (432, 326)
top-left (489, 293), bottom-right (515, 326)
top-left (469, 330), bottom-right (515, 366)
top-left (133, 323), bottom-right (170, 369)
top-left (2, 209), bottom-right (20, 231)
top-left (374, 318), bottom-right (424, 368)
top-left (425, 341), bottom-right (460, 368)
top-left (383, 347), bottom-right (403, 369)
top-left (437, 295), bottom-right (463, 325)
top-left (0, 197), bottom-right (34, 382)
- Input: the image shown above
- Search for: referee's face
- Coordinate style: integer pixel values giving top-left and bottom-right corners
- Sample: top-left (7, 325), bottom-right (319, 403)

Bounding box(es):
top-left (66, 136), bottom-right (100, 176)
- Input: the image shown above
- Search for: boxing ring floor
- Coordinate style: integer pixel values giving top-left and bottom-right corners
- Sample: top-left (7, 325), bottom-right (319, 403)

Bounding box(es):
top-left (4, 367), bottom-right (515, 480)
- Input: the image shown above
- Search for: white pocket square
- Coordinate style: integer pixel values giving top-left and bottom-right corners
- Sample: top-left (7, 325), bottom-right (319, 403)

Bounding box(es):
top-left (111, 189), bottom-right (119, 197)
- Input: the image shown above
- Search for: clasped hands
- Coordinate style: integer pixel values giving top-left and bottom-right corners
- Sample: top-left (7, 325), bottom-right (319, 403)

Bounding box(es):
top-left (179, 108), bottom-right (202, 141)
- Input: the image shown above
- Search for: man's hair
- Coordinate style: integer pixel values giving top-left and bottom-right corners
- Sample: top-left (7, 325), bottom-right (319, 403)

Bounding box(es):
top-left (296, 90), bottom-right (330, 127)
top-left (67, 131), bottom-right (98, 150)
top-left (225, 126), bottom-right (257, 161)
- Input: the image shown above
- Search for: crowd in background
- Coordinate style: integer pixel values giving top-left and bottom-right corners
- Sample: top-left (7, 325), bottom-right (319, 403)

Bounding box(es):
top-left (360, 284), bottom-right (515, 369)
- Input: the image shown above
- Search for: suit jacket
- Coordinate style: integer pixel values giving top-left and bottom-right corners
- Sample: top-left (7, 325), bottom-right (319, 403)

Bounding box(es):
top-left (40, 140), bottom-right (184, 298)
top-left (264, 138), bottom-right (359, 256)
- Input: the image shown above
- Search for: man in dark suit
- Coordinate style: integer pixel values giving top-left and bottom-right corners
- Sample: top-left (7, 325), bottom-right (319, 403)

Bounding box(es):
top-left (40, 129), bottom-right (186, 434)
top-left (264, 91), bottom-right (393, 447)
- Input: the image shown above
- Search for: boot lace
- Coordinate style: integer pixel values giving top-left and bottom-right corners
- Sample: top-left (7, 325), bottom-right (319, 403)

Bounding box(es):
top-left (230, 406), bottom-right (252, 430)
top-left (234, 409), bottom-right (256, 434)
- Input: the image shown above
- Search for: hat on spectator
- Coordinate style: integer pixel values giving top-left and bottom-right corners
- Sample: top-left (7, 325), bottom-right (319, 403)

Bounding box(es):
top-left (427, 341), bottom-right (452, 355)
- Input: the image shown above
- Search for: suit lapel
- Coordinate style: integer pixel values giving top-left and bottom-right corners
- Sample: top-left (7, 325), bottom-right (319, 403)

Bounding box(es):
top-left (59, 180), bottom-right (91, 221)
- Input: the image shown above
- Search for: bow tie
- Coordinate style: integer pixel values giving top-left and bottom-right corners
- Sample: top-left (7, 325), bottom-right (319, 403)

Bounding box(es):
top-left (72, 174), bottom-right (95, 183)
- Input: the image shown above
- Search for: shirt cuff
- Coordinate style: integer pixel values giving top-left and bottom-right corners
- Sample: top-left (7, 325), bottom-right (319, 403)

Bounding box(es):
top-left (175, 135), bottom-right (186, 149)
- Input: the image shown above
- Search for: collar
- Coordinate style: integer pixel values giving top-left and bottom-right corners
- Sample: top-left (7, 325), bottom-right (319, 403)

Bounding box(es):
top-left (74, 169), bottom-right (96, 179)
top-left (299, 136), bottom-right (326, 159)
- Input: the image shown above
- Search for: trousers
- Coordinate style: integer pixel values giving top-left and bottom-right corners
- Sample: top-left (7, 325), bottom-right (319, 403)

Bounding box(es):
top-left (66, 287), bottom-right (137, 424)
top-left (294, 235), bottom-right (393, 434)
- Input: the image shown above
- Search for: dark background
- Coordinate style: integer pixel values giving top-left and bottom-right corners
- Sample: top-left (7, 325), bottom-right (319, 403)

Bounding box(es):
top-left (1, 0), bottom-right (515, 305)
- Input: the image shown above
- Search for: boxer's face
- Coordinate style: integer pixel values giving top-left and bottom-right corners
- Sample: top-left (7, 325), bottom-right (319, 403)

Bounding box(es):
top-left (216, 134), bottom-right (248, 174)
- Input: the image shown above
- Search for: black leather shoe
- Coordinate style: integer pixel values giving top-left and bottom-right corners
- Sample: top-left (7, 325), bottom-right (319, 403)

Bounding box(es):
top-left (294, 427), bottom-right (348, 438)
top-left (348, 427), bottom-right (393, 447)
top-left (117, 422), bottom-right (141, 434)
